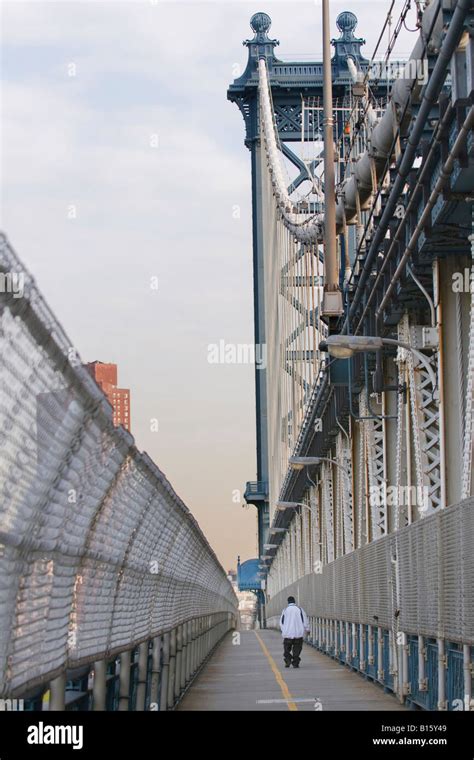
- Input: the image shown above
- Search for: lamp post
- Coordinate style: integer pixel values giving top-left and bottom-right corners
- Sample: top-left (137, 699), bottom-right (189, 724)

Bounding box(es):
top-left (319, 334), bottom-right (438, 396)
top-left (289, 455), bottom-right (351, 480)
top-left (276, 500), bottom-right (313, 512)
top-left (321, 0), bottom-right (343, 318)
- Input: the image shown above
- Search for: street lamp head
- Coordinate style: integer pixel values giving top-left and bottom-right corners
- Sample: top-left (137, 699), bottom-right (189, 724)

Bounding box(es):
top-left (320, 334), bottom-right (383, 359)
top-left (289, 456), bottom-right (323, 469)
top-left (275, 500), bottom-right (301, 510)
top-left (263, 543), bottom-right (278, 550)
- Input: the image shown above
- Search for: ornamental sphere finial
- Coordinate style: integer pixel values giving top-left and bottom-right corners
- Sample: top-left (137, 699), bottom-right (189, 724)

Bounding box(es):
top-left (336, 11), bottom-right (358, 35)
top-left (250, 12), bottom-right (272, 35)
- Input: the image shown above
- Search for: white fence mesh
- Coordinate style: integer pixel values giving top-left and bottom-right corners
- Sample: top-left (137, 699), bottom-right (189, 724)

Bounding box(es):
top-left (266, 496), bottom-right (474, 644)
top-left (0, 233), bottom-right (237, 696)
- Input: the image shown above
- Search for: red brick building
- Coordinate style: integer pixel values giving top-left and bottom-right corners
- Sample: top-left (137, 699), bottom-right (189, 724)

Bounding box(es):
top-left (85, 361), bottom-right (131, 432)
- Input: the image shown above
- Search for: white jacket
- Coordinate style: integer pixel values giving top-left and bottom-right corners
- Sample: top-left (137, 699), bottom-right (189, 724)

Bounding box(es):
top-left (279, 603), bottom-right (310, 639)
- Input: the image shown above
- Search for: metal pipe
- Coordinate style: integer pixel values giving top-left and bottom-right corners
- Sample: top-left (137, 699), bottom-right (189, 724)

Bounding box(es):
top-left (336, 0), bottom-right (443, 230)
top-left (356, 102), bottom-right (453, 331)
top-left (407, 264), bottom-right (436, 327)
top-left (322, 0), bottom-right (339, 297)
top-left (345, 0), bottom-right (472, 328)
top-left (376, 107), bottom-right (474, 320)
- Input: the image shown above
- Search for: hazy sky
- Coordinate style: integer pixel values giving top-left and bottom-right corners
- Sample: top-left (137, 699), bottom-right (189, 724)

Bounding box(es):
top-left (1, 0), bottom-right (414, 570)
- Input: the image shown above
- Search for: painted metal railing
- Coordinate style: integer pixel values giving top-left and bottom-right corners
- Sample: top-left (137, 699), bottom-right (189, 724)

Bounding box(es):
top-left (266, 496), bottom-right (474, 711)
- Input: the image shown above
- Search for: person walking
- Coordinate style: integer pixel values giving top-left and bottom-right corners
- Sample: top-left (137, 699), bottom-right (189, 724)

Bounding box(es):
top-left (279, 596), bottom-right (310, 668)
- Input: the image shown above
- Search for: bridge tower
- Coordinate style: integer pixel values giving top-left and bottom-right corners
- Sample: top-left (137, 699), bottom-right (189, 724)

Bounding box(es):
top-left (227, 10), bottom-right (376, 562)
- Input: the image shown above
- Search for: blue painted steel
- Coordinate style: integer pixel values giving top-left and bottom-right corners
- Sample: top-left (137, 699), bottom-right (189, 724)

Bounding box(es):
top-left (425, 639), bottom-right (439, 711)
top-left (23, 694), bottom-right (43, 710)
top-left (351, 626), bottom-right (360, 671)
top-left (66, 673), bottom-right (91, 711)
top-left (237, 557), bottom-right (262, 591)
top-left (382, 630), bottom-right (394, 690)
top-left (446, 642), bottom-right (464, 710)
top-left (365, 626), bottom-right (378, 680)
top-left (406, 636), bottom-right (430, 710)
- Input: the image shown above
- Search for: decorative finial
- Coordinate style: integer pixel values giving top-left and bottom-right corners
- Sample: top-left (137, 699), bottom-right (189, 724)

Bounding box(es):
top-left (243, 12), bottom-right (279, 51)
top-left (250, 12), bottom-right (272, 35)
top-left (336, 11), bottom-right (358, 38)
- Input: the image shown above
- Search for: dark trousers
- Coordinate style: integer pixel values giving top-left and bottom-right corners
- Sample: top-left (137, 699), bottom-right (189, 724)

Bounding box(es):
top-left (283, 637), bottom-right (303, 666)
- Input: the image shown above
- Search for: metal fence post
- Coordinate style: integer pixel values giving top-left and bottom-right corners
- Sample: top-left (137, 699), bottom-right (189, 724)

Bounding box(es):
top-left (136, 641), bottom-right (149, 711)
top-left (93, 660), bottom-right (106, 711)
top-left (150, 635), bottom-right (162, 710)
top-left (438, 638), bottom-right (447, 710)
top-left (167, 627), bottom-right (177, 709)
top-left (50, 672), bottom-right (66, 711)
top-left (160, 632), bottom-right (170, 711)
top-left (118, 650), bottom-right (131, 711)
top-left (463, 644), bottom-right (472, 711)
top-left (174, 625), bottom-right (182, 702)
top-left (181, 623), bottom-right (188, 690)
top-left (377, 627), bottom-right (384, 681)
top-left (185, 621), bottom-right (192, 683)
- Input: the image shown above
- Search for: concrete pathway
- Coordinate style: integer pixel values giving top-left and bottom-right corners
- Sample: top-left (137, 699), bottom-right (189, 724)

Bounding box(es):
top-left (177, 629), bottom-right (406, 711)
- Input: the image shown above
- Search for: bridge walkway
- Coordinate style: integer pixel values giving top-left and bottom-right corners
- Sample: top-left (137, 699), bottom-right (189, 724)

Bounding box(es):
top-left (177, 629), bottom-right (406, 711)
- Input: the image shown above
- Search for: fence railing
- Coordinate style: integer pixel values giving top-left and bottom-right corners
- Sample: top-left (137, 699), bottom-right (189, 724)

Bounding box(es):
top-left (266, 497), bottom-right (474, 710)
top-left (0, 233), bottom-right (238, 705)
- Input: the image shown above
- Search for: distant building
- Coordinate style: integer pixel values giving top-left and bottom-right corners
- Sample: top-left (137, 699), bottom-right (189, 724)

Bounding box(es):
top-left (227, 568), bottom-right (257, 630)
top-left (85, 361), bottom-right (131, 432)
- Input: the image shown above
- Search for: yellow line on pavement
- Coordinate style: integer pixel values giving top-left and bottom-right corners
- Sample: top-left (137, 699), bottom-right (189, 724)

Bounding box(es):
top-left (254, 631), bottom-right (297, 711)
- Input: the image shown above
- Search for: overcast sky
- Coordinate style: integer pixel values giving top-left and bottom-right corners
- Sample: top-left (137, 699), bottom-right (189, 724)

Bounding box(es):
top-left (1, 0), bottom-right (415, 570)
